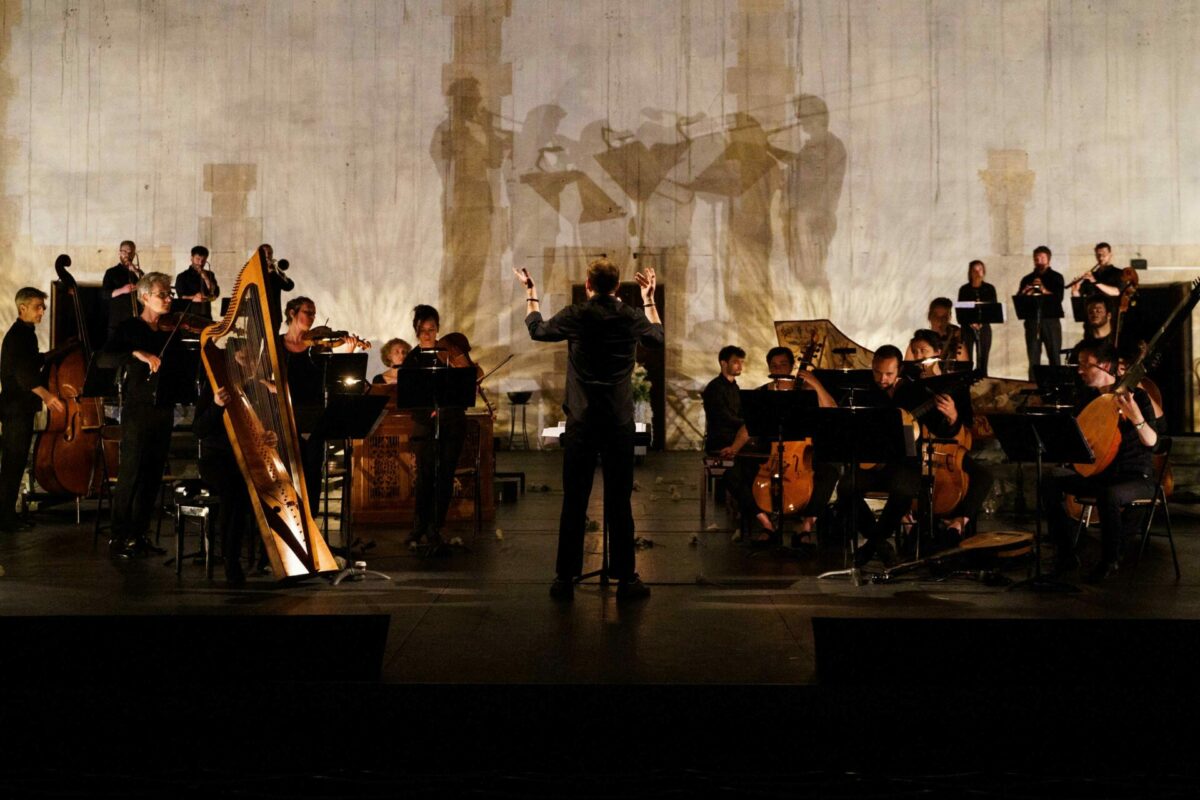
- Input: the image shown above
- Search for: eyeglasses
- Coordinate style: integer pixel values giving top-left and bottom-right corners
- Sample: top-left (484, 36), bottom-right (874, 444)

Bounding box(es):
top-left (148, 291), bottom-right (174, 300)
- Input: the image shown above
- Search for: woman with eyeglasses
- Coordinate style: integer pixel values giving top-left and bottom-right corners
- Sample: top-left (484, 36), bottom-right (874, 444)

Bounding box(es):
top-left (98, 272), bottom-right (192, 559)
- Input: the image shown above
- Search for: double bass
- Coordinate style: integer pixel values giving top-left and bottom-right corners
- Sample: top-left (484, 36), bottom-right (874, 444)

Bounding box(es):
top-left (33, 255), bottom-right (111, 497)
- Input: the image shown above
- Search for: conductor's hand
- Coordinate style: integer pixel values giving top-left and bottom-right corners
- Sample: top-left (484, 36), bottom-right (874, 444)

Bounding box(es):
top-left (513, 268), bottom-right (535, 291)
top-left (636, 266), bottom-right (657, 304)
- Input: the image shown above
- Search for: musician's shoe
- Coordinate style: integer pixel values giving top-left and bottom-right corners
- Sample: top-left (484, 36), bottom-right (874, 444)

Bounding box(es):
top-left (1085, 560), bottom-right (1120, 584)
top-left (549, 577), bottom-right (574, 602)
top-left (616, 576), bottom-right (650, 601)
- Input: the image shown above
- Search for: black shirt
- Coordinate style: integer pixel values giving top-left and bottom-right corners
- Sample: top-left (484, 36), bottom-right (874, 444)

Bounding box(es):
top-left (702, 374), bottom-right (742, 452)
top-left (526, 295), bottom-right (664, 430)
top-left (957, 282), bottom-right (998, 324)
top-left (174, 267), bottom-right (220, 320)
top-left (0, 319), bottom-right (45, 416)
top-left (1018, 267), bottom-right (1065, 319)
top-left (1078, 265), bottom-right (1124, 299)
top-left (99, 316), bottom-right (190, 407)
top-left (102, 264), bottom-right (143, 334)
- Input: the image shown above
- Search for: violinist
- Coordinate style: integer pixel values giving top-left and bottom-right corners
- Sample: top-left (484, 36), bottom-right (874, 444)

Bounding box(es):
top-left (372, 338), bottom-right (412, 385)
top-left (1069, 242), bottom-right (1123, 299)
top-left (0, 288), bottom-right (64, 533)
top-left (720, 346), bottom-right (838, 544)
top-left (1018, 245), bottom-right (1065, 381)
top-left (174, 245), bottom-right (220, 320)
top-left (519, 258), bottom-right (663, 601)
top-left (399, 305), bottom-right (473, 552)
top-left (102, 240), bottom-right (143, 339)
top-left (98, 273), bottom-right (192, 558)
top-left (1041, 342), bottom-right (1157, 582)
top-left (280, 296), bottom-right (367, 516)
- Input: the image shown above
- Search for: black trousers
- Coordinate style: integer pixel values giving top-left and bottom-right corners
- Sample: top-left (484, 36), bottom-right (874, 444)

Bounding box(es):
top-left (844, 462), bottom-right (923, 544)
top-left (0, 410), bottom-right (35, 527)
top-left (199, 449), bottom-right (252, 578)
top-left (411, 414), bottom-right (467, 541)
top-left (556, 423), bottom-right (636, 582)
top-left (1024, 317), bottom-right (1062, 381)
top-left (112, 404), bottom-right (175, 543)
top-left (725, 454), bottom-right (839, 527)
top-left (300, 433), bottom-right (326, 519)
top-left (961, 324), bottom-right (992, 376)
top-left (1041, 465), bottom-right (1155, 563)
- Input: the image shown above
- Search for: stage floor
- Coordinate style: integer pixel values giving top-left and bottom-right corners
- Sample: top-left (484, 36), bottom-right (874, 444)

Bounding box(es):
top-left (0, 450), bottom-right (1195, 687)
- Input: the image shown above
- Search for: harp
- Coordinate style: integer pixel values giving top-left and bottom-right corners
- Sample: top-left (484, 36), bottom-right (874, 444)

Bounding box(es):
top-left (199, 246), bottom-right (337, 579)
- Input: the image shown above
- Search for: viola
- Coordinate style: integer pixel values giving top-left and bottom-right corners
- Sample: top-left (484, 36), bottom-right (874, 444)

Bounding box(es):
top-left (156, 311), bottom-right (211, 337)
top-left (301, 325), bottom-right (371, 351)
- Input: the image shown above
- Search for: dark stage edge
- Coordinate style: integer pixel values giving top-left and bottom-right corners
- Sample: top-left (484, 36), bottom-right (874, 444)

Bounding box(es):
top-left (1, 452), bottom-right (1199, 793)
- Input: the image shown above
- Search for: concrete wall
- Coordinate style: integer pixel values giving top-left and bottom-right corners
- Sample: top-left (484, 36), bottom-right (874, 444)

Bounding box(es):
top-left (3, 0), bottom-right (1199, 446)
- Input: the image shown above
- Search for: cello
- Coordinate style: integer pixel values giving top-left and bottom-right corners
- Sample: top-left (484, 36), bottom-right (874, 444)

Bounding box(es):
top-left (751, 331), bottom-right (823, 518)
top-left (33, 255), bottom-right (110, 497)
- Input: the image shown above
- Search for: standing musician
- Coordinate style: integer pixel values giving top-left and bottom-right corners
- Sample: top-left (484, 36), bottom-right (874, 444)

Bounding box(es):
top-left (1069, 242), bottom-right (1123, 300)
top-left (174, 245), bottom-right (220, 320)
top-left (719, 347), bottom-right (838, 543)
top-left (1041, 342), bottom-right (1157, 582)
top-left (1066, 295), bottom-right (1115, 364)
top-left (280, 296), bottom-right (367, 517)
top-left (0, 289), bottom-right (65, 533)
top-left (99, 273), bottom-right (192, 558)
top-left (372, 338), bottom-right (412, 385)
top-left (516, 257), bottom-right (663, 601)
top-left (1018, 245), bottom-right (1066, 381)
top-left (262, 244), bottom-right (294, 334)
top-left (957, 260), bottom-right (997, 375)
top-left (102, 240), bottom-right (143, 339)
top-left (399, 305), bottom-right (479, 552)
top-left (907, 331), bottom-right (994, 541)
top-left (841, 345), bottom-right (959, 567)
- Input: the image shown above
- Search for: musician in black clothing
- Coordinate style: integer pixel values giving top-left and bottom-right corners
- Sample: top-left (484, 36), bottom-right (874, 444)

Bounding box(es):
top-left (1018, 245), bottom-right (1066, 381)
top-left (841, 345), bottom-right (962, 567)
top-left (102, 240), bottom-right (143, 339)
top-left (1066, 295), bottom-right (1115, 364)
top-left (1069, 242), bottom-right (1123, 301)
top-left (262, 244), bottom-right (294, 335)
top-left (174, 245), bottom-right (220, 320)
top-left (1042, 342), bottom-right (1158, 583)
top-left (280, 296), bottom-right (337, 518)
top-left (517, 258), bottom-right (663, 601)
top-left (701, 345), bottom-right (745, 454)
top-left (957, 260), bottom-right (997, 374)
top-left (0, 289), bottom-right (64, 533)
top-left (99, 273), bottom-right (190, 558)
top-left (720, 347), bottom-right (839, 544)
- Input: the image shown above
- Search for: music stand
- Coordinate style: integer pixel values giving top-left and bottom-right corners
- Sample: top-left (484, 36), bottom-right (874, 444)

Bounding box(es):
top-left (813, 406), bottom-right (914, 582)
top-left (1013, 293), bottom-right (1063, 372)
top-left (1070, 296), bottom-right (1090, 324)
top-left (812, 369), bottom-right (875, 407)
top-left (740, 389), bottom-right (818, 546)
top-left (988, 410), bottom-right (1094, 592)
top-left (955, 301), bottom-right (1004, 370)
top-left (395, 365), bottom-right (477, 556)
top-left (314, 353), bottom-right (371, 545)
top-left (1033, 365), bottom-right (1080, 408)
top-left (310, 393), bottom-right (391, 585)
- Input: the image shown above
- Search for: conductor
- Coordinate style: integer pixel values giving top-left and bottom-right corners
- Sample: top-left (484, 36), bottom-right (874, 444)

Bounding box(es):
top-left (516, 257), bottom-right (664, 601)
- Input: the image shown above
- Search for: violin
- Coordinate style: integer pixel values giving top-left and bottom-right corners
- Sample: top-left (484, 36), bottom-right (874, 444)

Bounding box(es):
top-left (155, 311), bottom-right (211, 336)
top-left (301, 325), bottom-right (371, 351)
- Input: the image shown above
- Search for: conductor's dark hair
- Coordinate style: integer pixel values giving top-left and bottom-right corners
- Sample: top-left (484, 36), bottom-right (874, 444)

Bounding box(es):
top-left (873, 344), bottom-right (904, 366)
top-left (586, 257), bottom-right (620, 295)
top-left (765, 346), bottom-right (795, 368)
top-left (718, 345), bottom-right (745, 364)
top-left (412, 304), bottom-right (440, 334)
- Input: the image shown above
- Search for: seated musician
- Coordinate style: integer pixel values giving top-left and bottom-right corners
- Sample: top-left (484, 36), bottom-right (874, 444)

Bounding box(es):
top-left (1041, 342), bottom-right (1158, 582)
top-left (174, 245), bottom-right (220, 320)
top-left (280, 296), bottom-right (367, 517)
top-left (0, 288), bottom-right (64, 533)
top-left (904, 298), bottom-right (969, 362)
top-left (372, 338), bottom-right (412, 385)
top-left (1066, 296), bottom-right (1114, 364)
top-left (701, 345), bottom-right (745, 455)
top-left (908, 331), bottom-right (994, 542)
top-left (99, 273), bottom-right (191, 558)
top-left (841, 344), bottom-right (960, 567)
top-left (400, 305), bottom-right (472, 552)
top-left (720, 346), bottom-right (838, 544)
